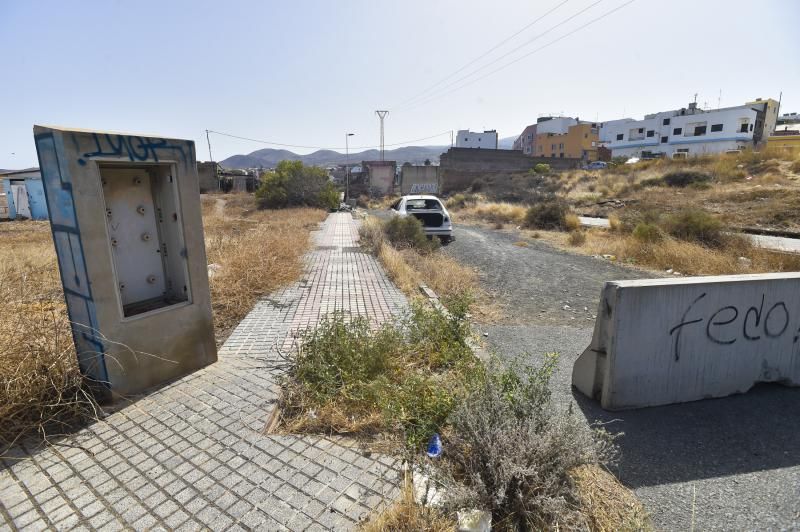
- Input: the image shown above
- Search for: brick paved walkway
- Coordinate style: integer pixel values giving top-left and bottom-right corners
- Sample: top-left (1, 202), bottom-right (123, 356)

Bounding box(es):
top-left (0, 213), bottom-right (407, 531)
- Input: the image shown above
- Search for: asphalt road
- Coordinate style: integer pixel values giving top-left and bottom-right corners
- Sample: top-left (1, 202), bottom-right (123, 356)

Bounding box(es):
top-left (445, 223), bottom-right (800, 531)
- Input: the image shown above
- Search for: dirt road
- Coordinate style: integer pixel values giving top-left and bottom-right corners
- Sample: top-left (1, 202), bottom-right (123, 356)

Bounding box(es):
top-left (445, 223), bottom-right (800, 530)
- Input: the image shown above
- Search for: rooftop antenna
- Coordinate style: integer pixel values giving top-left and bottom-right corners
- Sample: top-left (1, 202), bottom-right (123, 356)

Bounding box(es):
top-left (717, 89), bottom-right (722, 109)
top-left (375, 110), bottom-right (389, 161)
top-left (693, 93), bottom-right (698, 105)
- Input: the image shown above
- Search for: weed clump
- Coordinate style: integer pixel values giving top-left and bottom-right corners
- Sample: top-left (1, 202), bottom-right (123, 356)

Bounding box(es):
top-left (568, 230), bottom-right (587, 246)
top-left (524, 200), bottom-right (570, 230)
top-left (662, 171), bottom-right (711, 188)
top-left (632, 222), bottom-right (664, 243)
top-left (533, 163), bottom-right (551, 174)
top-left (437, 357), bottom-right (618, 530)
top-left (662, 208), bottom-right (725, 247)
top-left (384, 216), bottom-right (440, 252)
top-left (280, 297), bottom-right (478, 449)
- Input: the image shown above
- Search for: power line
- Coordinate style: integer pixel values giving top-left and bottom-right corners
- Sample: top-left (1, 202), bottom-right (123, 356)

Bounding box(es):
top-left (393, 0), bottom-right (604, 112)
top-left (401, 0), bottom-right (636, 113)
top-left (389, 0), bottom-right (570, 111)
top-left (206, 129), bottom-right (453, 152)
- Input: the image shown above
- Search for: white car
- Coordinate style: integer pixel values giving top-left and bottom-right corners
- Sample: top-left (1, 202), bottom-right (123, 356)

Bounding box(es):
top-left (389, 195), bottom-right (454, 243)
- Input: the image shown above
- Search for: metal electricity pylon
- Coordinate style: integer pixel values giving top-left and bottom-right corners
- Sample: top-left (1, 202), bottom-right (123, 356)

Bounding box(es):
top-left (375, 110), bottom-right (389, 161)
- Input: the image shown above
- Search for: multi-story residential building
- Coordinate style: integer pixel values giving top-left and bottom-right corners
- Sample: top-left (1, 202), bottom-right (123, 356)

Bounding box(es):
top-left (456, 129), bottom-right (498, 149)
top-left (512, 124), bottom-right (538, 154)
top-left (599, 98), bottom-right (779, 158)
top-left (534, 122), bottom-right (599, 161)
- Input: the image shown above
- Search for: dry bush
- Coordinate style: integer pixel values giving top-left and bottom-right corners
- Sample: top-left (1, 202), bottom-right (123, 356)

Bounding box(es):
top-left (565, 212), bottom-right (582, 232)
top-left (456, 201), bottom-right (527, 225)
top-left (0, 222), bottom-right (95, 449)
top-left (573, 230), bottom-right (800, 276)
top-left (361, 475), bottom-right (456, 532)
top-left (570, 464), bottom-right (652, 531)
top-left (437, 356), bottom-right (619, 530)
top-left (204, 196), bottom-right (326, 342)
top-left (568, 230), bottom-right (587, 246)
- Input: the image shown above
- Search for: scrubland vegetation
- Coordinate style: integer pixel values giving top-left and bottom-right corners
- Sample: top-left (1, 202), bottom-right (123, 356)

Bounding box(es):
top-left (201, 195), bottom-right (326, 341)
top-left (0, 194), bottom-right (324, 449)
top-left (446, 149), bottom-right (800, 276)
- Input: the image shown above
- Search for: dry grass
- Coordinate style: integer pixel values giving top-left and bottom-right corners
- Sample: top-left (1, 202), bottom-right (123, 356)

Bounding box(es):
top-left (0, 221), bottom-right (93, 449)
top-left (359, 217), bottom-right (501, 322)
top-left (571, 464), bottom-right (653, 531)
top-left (454, 201), bottom-right (527, 226)
top-left (565, 149), bottom-right (800, 231)
top-left (361, 465), bottom-right (650, 532)
top-left (360, 474), bottom-right (456, 532)
top-left (0, 195), bottom-right (324, 449)
top-left (537, 227), bottom-right (800, 276)
top-left (202, 195), bottom-right (326, 342)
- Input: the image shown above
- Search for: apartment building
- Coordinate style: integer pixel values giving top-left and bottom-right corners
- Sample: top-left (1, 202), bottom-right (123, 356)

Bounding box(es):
top-left (512, 124), bottom-right (538, 154)
top-left (534, 122), bottom-right (599, 161)
top-left (456, 129), bottom-right (498, 149)
top-left (599, 98), bottom-right (779, 158)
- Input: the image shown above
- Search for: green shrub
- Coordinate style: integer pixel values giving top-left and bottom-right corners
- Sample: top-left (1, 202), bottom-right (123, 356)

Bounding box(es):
top-left (384, 216), bottom-right (440, 252)
top-left (662, 171), bottom-right (711, 188)
top-left (632, 222), bottom-right (664, 242)
top-left (524, 200), bottom-right (569, 230)
top-left (470, 178), bottom-right (485, 192)
top-left (317, 181), bottom-right (341, 211)
top-left (281, 300), bottom-right (479, 449)
top-left (255, 160), bottom-right (331, 209)
top-left (662, 208), bottom-right (725, 247)
top-left (533, 163), bottom-right (551, 174)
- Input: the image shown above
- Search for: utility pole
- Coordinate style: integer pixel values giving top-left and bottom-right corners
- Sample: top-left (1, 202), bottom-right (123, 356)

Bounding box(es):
top-left (205, 129), bottom-right (214, 162)
top-left (375, 110), bottom-right (389, 161)
top-left (345, 133), bottom-right (354, 202)
top-left (450, 130), bottom-right (453, 148)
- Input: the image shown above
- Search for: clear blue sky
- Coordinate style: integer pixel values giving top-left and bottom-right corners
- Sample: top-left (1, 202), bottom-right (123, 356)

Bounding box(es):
top-left (2, 0), bottom-right (798, 168)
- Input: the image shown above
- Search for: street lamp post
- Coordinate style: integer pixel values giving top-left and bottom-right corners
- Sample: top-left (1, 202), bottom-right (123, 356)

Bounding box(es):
top-left (345, 133), bottom-right (354, 202)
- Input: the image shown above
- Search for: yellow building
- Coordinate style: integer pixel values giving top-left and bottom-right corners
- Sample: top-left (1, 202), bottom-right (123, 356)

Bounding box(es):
top-left (766, 124), bottom-right (800, 152)
top-left (534, 123), bottom-right (599, 161)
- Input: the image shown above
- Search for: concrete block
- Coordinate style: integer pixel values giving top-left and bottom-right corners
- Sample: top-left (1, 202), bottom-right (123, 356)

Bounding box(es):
top-left (573, 273), bottom-right (800, 410)
top-left (33, 126), bottom-right (217, 401)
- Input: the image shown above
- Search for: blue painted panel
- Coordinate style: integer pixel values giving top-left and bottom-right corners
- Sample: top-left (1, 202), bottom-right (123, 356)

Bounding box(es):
top-left (2, 179), bottom-right (16, 219)
top-left (34, 132), bottom-right (109, 394)
top-left (23, 179), bottom-right (49, 220)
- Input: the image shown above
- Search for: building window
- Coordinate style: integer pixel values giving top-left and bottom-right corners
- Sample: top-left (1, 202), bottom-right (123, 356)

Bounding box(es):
top-left (677, 148), bottom-right (689, 153)
top-left (750, 124), bottom-right (754, 131)
top-left (710, 124), bottom-right (723, 132)
top-left (663, 118), bottom-right (671, 126)
top-left (693, 125), bottom-right (707, 136)
top-left (584, 133), bottom-right (588, 138)
top-left (551, 144), bottom-right (556, 150)
top-left (646, 130), bottom-right (655, 137)
top-left (591, 141), bottom-right (596, 147)
top-left (560, 153), bottom-right (564, 158)
top-left (559, 143), bottom-right (564, 149)
top-left (616, 133), bottom-right (623, 141)
top-left (661, 136), bottom-right (668, 143)
top-left (673, 127), bottom-right (682, 135)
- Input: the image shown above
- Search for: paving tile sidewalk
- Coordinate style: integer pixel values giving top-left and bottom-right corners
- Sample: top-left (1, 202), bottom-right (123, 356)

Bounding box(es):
top-left (0, 213), bottom-right (408, 531)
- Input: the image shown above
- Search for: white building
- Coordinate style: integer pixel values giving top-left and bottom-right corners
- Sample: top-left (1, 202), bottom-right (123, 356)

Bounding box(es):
top-left (599, 98), bottom-right (779, 158)
top-left (535, 116), bottom-right (577, 135)
top-left (456, 129), bottom-right (498, 149)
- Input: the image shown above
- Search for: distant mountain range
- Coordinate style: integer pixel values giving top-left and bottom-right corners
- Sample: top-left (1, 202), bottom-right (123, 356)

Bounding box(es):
top-left (220, 136), bottom-right (517, 169)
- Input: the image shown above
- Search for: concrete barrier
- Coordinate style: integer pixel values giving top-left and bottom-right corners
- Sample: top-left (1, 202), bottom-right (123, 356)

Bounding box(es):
top-left (573, 273), bottom-right (800, 410)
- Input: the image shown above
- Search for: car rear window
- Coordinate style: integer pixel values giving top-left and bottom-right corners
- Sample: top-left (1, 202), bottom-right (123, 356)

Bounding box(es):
top-left (406, 199), bottom-right (442, 210)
